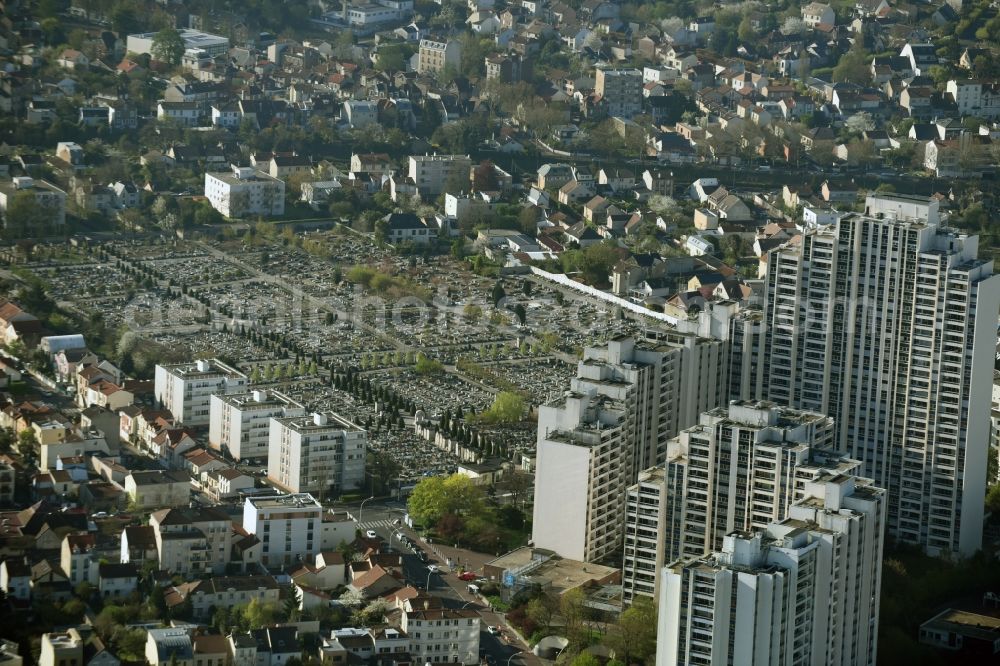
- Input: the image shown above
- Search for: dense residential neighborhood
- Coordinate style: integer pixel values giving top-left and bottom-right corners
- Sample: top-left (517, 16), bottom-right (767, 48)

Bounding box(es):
top-left (0, 0), bottom-right (999, 664)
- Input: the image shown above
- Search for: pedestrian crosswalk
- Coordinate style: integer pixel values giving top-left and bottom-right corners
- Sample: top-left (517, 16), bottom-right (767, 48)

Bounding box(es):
top-left (357, 519), bottom-right (400, 531)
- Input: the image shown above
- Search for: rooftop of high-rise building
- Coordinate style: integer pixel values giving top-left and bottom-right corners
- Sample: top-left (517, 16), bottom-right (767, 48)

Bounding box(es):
top-left (273, 411), bottom-right (364, 433)
top-left (245, 493), bottom-right (321, 510)
top-left (216, 389), bottom-right (304, 410)
top-left (158, 358), bottom-right (246, 379)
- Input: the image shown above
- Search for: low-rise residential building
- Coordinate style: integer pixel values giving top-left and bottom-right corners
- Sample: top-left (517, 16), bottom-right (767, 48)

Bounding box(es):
top-left (801, 2), bottom-right (834, 26)
top-left (381, 212), bottom-right (434, 245)
top-left (252, 626), bottom-right (300, 666)
top-left (291, 550), bottom-right (348, 591)
top-left (400, 609), bottom-right (480, 665)
top-left (149, 506), bottom-right (233, 576)
top-left (79, 380), bottom-right (133, 411)
top-left (120, 524), bottom-right (158, 565)
top-left (145, 628), bottom-right (193, 666)
top-left (919, 609), bottom-right (1000, 659)
top-left (164, 575), bottom-right (281, 619)
top-left (97, 563), bottom-right (138, 599)
top-left (40, 633), bottom-right (82, 666)
top-left (203, 467), bottom-right (256, 501)
top-left (39, 430), bottom-right (110, 472)
top-left (123, 470), bottom-right (190, 510)
top-left (60, 533), bottom-right (100, 587)
top-left (343, 100), bottom-right (379, 129)
top-left (157, 102), bottom-right (201, 127)
top-left (149, 429), bottom-right (198, 469)
top-left (191, 635), bottom-right (229, 666)
top-left (0, 177), bottom-right (67, 229)
top-left (0, 560), bottom-right (30, 600)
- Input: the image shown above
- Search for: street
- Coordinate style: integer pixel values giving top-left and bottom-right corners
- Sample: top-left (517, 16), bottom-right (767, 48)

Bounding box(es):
top-left (351, 501), bottom-right (544, 666)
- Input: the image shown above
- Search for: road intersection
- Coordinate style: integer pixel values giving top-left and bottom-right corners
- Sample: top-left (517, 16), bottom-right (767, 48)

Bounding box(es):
top-left (349, 501), bottom-right (543, 666)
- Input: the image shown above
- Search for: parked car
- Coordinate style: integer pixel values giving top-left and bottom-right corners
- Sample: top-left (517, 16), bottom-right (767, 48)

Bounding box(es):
top-left (487, 627), bottom-right (502, 636)
top-left (459, 571), bottom-right (478, 581)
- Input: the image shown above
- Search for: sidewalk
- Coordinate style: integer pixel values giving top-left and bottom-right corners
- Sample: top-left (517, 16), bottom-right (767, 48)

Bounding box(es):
top-left (422, 539), bottom-right (499, 575)
top-left (408, 534), bottom-right (546, 666)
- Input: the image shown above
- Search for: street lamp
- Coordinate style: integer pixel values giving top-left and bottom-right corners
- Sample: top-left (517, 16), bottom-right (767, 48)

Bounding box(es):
top-left (358, 495), bottom-right (376, 524)
top-left (507, 651), bottom-right (526, 666)
top-left (426, 569), bottom-right (435, 591)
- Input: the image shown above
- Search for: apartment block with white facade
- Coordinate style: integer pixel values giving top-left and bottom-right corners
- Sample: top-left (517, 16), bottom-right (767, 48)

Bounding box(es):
top-left (155, 358), bottom-right (248, 426)
top-left (532, 391), bottom-right (629, 562)
top-left (656, 475), bottom-right (886, 666)
top-left (620, 466), bottom-right (670, 605)
top-left (400, 609), bottom-right (480, 665)
top-left (242, 493), bottom-right (324, 568)
top-left (621, 400), bottom-right (859, 604)
top-left (723, 307), bottom-right (764, 402)
top-left (532, 330), bottom-right (727, 563)
top-left (408, 154), bottom-right (472, 197)
top-left (579, 331), bottom-right (727, 473)
top-left (761, 196), bottom-right (1000, 557)
top-left (209, 389), bottom-right (306, 461)
top-left (204, 165), bottom-right (285, 219)
top-left (267, 412), bottom-right (366, 496)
